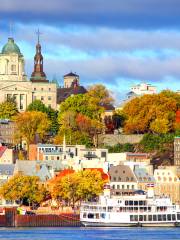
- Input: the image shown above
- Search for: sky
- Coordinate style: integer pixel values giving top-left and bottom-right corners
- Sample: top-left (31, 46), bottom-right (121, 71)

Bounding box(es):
top-left (0, 0), bottom-right (180, 103)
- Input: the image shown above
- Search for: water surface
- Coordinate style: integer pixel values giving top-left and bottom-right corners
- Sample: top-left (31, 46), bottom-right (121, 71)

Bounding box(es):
top-left (0, 227), bottom-right (179, 240)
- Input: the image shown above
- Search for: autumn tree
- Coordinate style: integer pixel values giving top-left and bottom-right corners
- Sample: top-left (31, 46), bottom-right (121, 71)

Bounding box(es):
top-left (0, 99), bottom-right (18, 119)
top-left (51, 170), bottom-right (105, 207)
top-left (123, 91), bottom-right (180, 134)
top-left (14, 111), bottom-right (51, 156)
top-left (87, 84), bottom-right (114, 105)
top-left (27, 100), bottom-right (59, 135)
top-left (58, 94), bottom-right (105, 146)
top-left (0, 175), bottom-right (48, 205)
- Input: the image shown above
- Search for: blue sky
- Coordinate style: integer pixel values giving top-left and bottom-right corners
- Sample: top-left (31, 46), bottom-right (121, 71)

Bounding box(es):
top-left (0, 0), bottom-right (180, 103)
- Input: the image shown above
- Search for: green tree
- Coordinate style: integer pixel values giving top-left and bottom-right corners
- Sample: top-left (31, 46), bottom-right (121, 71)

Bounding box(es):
top-left (27, 100), bottom-right (59, 135)
top-left (0, 100), bottom-right (18, 119)
top-left (59, 94), bottom-right (104, 120)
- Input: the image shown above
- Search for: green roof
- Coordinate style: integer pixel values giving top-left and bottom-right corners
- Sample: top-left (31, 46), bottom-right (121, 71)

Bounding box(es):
top-left (2, 38), bottom-right (21, 55)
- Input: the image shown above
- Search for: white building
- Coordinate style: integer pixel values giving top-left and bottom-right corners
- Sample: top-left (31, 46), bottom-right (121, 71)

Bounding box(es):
top-left (0, 37), bottom-right (57, 111)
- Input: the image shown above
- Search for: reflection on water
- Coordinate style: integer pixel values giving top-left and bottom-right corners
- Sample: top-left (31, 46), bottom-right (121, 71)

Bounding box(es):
top-left (0, 227), bottom-right (179, 240)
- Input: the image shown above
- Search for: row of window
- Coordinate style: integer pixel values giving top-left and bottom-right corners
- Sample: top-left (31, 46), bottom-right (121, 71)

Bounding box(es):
top-left (112, 184), bottom-right (135, 190)
top-left (34, 87), bottom-right (52, 91)
top-left (130, 213), bottom-right (180, 222)
top-left (111, 176), bottom-right (134, 181)
top-left (157, 177), bottom-right (178, 182)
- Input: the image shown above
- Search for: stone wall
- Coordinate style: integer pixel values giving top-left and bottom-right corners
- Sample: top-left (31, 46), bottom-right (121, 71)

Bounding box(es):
top-left (98, 134), bottom-right (144, 146)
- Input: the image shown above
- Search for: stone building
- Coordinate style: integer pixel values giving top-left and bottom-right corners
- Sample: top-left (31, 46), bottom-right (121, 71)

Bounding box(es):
top-left (174, 137), bottom-right (180, 166)
top-left (154, 166), bottom-right (180, 204)
top-left (0, 119), bottom-right (16, 145)
top-left (0, 37), bottom-right (57, 111)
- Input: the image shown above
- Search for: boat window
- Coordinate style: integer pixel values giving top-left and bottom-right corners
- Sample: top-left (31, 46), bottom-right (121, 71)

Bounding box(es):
top-left (162, 215), bottom-right (166, 221)
top-left (130, 215), bottom-right (134, 221)
top-left (167, 214), bottom-right (171, 221)
top-left (148, 215), bottom-right (152, 221)
top-left (139, 215), bottom-right (143, 221)
top-left (100, 213), bottom-right (106, 219)
top-left (95, 213), bottom-right (99, 219)
top-left (129, 201), bottom-right (133, 206)
top-left (153, 215), bottom-right (157, 221)
top-left (83, 213), bottom-right (87, 218)
top-left (158, 215), bottom-right (162, 221)
top-left (103, 207), bottom-right (106, 211)
top-left (177, 214), bottom-right (180, 220)
top-left (143, 215), bottom-right (147, 221)
top-left (88, 213), bottom-right (94, 219)
top-left (134, 201), bottom-right (138, 206)
top-left (172, 214), bottom-right (176, 221)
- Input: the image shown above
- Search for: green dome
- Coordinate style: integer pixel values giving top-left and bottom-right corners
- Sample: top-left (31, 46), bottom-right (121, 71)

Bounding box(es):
top-left (2, 38), bottom-right (21, 55)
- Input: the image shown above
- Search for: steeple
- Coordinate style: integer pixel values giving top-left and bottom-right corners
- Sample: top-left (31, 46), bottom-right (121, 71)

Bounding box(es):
top-left (30, 30), bottom-right (48, 83)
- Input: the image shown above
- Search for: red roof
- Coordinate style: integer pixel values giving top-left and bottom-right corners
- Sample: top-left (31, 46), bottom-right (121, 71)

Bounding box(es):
top-left (0, 146), bottom-right (7, 157)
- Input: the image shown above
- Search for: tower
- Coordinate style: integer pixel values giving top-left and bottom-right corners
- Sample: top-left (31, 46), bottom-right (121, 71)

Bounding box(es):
top-left (30, 30), bottom-right (48, 83)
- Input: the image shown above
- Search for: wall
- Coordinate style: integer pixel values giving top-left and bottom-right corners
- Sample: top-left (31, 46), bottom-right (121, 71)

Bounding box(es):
top-left (99, 134), bottom-right (144, 146)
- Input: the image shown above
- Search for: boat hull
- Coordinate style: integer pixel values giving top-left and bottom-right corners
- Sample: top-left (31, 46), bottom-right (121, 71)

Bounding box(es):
top-left (81, 221), bottom-right (180, 227)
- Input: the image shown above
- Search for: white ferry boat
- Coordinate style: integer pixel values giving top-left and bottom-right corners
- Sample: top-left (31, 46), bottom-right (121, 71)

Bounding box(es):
top-left (80, 185), bottom-right (180, 227)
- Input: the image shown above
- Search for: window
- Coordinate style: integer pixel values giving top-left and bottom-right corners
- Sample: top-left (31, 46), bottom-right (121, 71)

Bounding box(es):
top-left (11, 65), bottom-right (16, 72)
top-left (49, 88), bottom-right (51, 91)
top-left (34, 88), bottom-right (36, 91)
top-left (48, 96), bottom-right (52, 101)
top-left (41, 96), bottom-right (44, 101)
top-left (41, 88), bottom-right (44, 91)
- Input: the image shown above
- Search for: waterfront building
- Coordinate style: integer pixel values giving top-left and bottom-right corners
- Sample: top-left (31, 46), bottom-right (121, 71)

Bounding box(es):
top-left (109, 164), bottom-right (155, 196)
top-left (174, 136), bottom-right (180, 166)
top-left (154, 166), bottom-right (180, 204)
top-left (109, 165), bottom-right (138, 195)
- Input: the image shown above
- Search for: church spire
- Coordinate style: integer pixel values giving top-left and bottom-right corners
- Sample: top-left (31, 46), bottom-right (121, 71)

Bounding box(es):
top-left (30, 29), bottom-right (48, 83)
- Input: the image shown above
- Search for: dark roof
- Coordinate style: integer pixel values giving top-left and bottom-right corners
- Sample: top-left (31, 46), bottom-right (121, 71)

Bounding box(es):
top-left (57, 86), bottom-right (87, 104)
top-left (63, 72), bottom-right (79, 77)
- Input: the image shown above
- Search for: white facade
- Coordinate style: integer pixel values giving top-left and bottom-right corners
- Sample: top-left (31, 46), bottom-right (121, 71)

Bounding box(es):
top-left (131, 83), bottom-right (157, 96)
top-left (0, 38), bottom-right (57, 111)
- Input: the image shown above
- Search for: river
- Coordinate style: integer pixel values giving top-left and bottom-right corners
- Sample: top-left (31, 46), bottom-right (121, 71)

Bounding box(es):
top-left (0, 227), bottom-right (179, 240)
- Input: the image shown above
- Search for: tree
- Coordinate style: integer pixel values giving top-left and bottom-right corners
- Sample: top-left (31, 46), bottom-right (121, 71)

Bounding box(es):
top-left (59, 94), bottom-right (104, 120)
top-left (51, 170), bottom-right (105, 207)
top-left (0, 99), bottom-right (18, 119)
top-left (27, 100), bottom-right (59, 135)
top-left (27, 100), bottom-right (47, 113)
top-left (87, 84), bottom-right (114, 105)
top-left (0, 175), bottom-right (47, 205)
top-left (123, 91), bottom-right (179, 134)
top-left (14, 111), bottom-right (51, 156)
top-left (77, 169), bottom-right (105, 201)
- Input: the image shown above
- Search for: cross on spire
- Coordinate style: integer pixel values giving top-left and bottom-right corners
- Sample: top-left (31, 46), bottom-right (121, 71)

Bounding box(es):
top-left (9, 21), bottom-right (13, 37)
top-left (36, 29), bottom-right (42, 44)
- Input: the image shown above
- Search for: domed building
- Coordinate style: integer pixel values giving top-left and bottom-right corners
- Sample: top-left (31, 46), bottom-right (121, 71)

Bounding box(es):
top-left (0, 37), bottom-right (57, 111)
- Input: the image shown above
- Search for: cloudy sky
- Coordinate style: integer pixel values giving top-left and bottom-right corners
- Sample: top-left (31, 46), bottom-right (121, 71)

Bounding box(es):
top-left (0, 0), bottom-right (180, 103)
